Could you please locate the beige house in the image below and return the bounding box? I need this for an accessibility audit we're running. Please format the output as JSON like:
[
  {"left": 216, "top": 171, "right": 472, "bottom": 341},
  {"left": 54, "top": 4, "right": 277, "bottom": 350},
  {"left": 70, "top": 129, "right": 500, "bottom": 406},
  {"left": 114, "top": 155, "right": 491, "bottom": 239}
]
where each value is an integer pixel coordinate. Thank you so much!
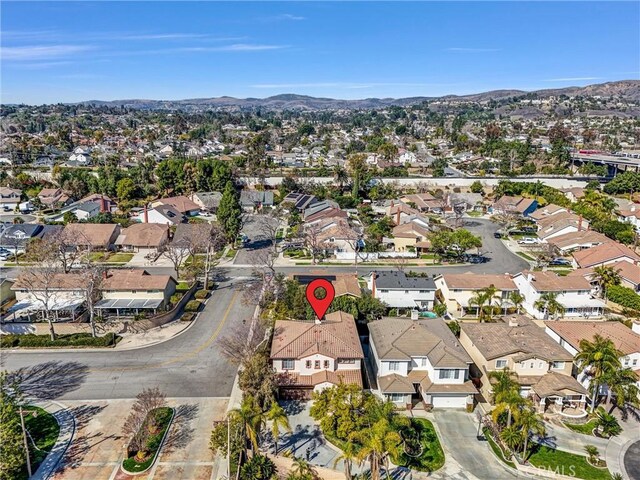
[
  {"left": 63, "top": 223, "right": 121, "bottom": 251},
  {"left": 460, "top": 316, "right": 588, "bottom": 415},
  {"left": 391, "top": 221, "right": 431, "bottom": 253},
  {"left": 434, "top": 273, "right": 518, "bottom": 318},
  {"left": 572, "top": 241, "right": 640, "bottom": 269},
  {"left": 270, "top": 311, "right": 364, "bottom": 399},
  {"left": 115, "top": 224, "right": 169, "bottom": 253}
]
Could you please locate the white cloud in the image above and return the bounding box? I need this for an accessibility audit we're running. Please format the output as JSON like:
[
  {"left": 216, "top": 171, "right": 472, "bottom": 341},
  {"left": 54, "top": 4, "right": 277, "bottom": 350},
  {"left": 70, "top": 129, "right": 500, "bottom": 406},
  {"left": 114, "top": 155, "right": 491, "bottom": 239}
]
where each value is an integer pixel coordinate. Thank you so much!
[
  {"left": 7, "top": 61, "right": 74, "bottom": 69},
  {"left": 260, "top": 13, "right": 306, "bottom": 22},
  {"left": 202, "top": 43, "right": 287, "bottom": 52},
  {"left": 1, "top": 44, "right": 93, "bottom": 61},
  {"left": 543, "top": 76, "right": 602, "bottom": 82},
  {"left": 447, "top": 47, "right": 500, "bottom": 53}
]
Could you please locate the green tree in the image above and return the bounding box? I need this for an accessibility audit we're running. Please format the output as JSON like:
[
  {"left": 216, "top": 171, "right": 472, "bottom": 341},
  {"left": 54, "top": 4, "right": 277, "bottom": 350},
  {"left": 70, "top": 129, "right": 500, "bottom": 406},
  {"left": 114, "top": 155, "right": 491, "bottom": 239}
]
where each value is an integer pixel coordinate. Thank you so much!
[
  {"left": 240, "top": 454, "right": 277, "bottom": 480},
  {"left": 266, "top": 402, "right": 291, "bottom": 454},
  {"left": 533, "top": 292, "right": 565, "bottom": 320},
  {"left": 592, "top": 265, "right": 621, "bottom": 300},
  {"left": 469, "top": 285, "right": 502, "bottom": 322},
  {"left": 333, "top": 441, "right": 358, "bottom": 480},
  {"left": 515, "top": 405, "right": 545, "bottom": 458},
  {"left": 62, "top": 211, "right": 77, "bottom": 225},
  {"left": 500, "top": 426, "right": 522, "bottom": 452},
  {"left": 509, "top": 291, "right": 525, "bottom": 314},
  {"left": 594, "top": 407, "right": 622, "bottom": 437},
  {"left": 470, "top": 180, "right": 484, "bottom": 194},
  {"left": 584, "top": 445, "right": 599, "bottom": 465},
  {"left": 0, "top": 372, "right": 26, "bottom": 480},
  {"left": 287, "top": 458, "right": 318, "bottom": 480},
  {"left": 229, "top": 395, "right": 266, "bottom": 453},
  {"left": 602, "top": 367, "right": 640, "bottom": 414},
  {"left": 217, "top": 181, "right": 243, "bottom": 243},
  {"left": 351, "top": 418, "right": 403, "bottom": 480},
  {"left": 116, "top": 177, "right": 137, "bottom": 201},
  {"left": 575, "top": 335, "right": 622, "bottom": 410}
]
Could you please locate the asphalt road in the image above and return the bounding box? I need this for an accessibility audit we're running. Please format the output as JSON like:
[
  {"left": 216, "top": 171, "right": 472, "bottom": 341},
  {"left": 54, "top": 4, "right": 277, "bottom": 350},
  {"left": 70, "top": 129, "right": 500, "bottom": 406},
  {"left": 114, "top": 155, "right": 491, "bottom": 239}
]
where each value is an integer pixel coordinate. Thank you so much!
[
  {"left": 1, "top": 279, "right": 256, "bottom": 400},
  {"left": 624, "top": 440, "right": 640, "bottom": 480}
]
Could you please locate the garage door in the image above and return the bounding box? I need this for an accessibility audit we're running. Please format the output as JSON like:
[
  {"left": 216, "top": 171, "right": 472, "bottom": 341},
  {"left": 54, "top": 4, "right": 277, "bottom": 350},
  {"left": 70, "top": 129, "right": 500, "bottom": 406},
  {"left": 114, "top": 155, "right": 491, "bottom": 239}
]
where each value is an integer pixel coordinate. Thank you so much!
[
  {"left": 431, "top": 395, "right": 467, "bottom": 409},
  {"left": 279, "top": 388, "right": 313, "bottom": 401}
]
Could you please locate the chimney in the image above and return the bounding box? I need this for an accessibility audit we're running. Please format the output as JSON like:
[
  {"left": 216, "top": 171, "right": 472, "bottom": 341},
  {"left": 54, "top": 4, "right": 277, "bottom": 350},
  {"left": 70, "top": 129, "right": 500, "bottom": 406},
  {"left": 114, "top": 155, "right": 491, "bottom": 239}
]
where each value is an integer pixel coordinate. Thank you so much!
[
  {"left": 508, "top": 317, "right": 519, "bottom": 327},
  {"left": 315, "top": 317, "right": 322, "bottom": 325},
  {"left": 143, "top": 204, "right": 149, "bottom": 223},
  {"left": 578, "top": 215, "right": 583, "bottom": 232},
  {"left": 100, "top": 195, "right": 106, "bottom": 213},
  {"left": 396, "top": 208, "right": 401, "bottom": 226},
  {"left": 371, "top": 271, "right": 377, "bottom": 298},
  {"left": 527, "top": 273, "right": 535, "bottom": 283}
]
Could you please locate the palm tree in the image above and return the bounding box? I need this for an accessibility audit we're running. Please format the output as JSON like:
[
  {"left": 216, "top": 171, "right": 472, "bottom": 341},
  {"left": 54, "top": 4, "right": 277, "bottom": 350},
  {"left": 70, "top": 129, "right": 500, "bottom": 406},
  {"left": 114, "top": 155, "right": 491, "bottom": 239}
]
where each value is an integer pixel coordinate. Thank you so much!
[
  {"left": 488, "top": 368, "right": 519, "bottom": 403},
  {"left": 240, "top": 453, "right": 278, "bottom": 480},
  {"left": 333, "top": 441, "right": 358, "bottom": 480},
  {"left": 575, "top": 335, "right": 622, "bottom": 410},
  {"left": 351, "top": 419, "right": 402, "bottom": 480},
  {"left": 515, "top": 406, "right": 546, "bottom": 459},
  {"left": 333, "top": 166, "right": 349, "bottom": 192},
  {"left": 289, "top": 457, "right": 318, "bottom": 480},
  {"left": 469, "top": 285, "right": 502, "bottom": 321},
  {"left": 266, "top": 401, "right": 291, "bottom": 454},
  {"left": 533, "top": 292, "right": 566, "bottom": 320},
  {"left": 492, "top": 390, "right": 525, "bottom": 428},
  {"left": 508, "top": 291, "right": 525, "bottom": 314},
  {"left": 603, "top": 367, "right": 640, "bottom": 414},
  {"left": 594, "top": 407, "right": 622, "bottom": 437},
  {"left": 584, "top": 445, "right": 600, "bottom": 465},
  {"left": 229, "top": 395, "right": 266, "bottom": 453},
  {"left": 592, "top": 265, "right": 621, "bottom": 300},
  {"left": 468, "top": 289, "right": 488, "bottom": 320},
  {"left": 500, "top": 426, "right": 522, "bottom": 453}
]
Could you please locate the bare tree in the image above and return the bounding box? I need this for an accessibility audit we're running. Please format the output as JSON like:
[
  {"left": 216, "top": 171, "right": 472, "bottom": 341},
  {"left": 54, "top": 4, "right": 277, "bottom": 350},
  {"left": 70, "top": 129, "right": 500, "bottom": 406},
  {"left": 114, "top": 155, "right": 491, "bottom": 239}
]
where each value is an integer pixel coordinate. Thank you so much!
[
  {"left": 160, "top": 241, "right": 190, "bottom": 281},
  {"left": 250, "top": 208, "right": 286, "bottom": 278},
  {"left": 49, "top": 228, "right": 88, "bottom": 273},
  {"left": 187, "top": 223, "right": 225, "bottom": 288},
  {"left": 122, "top": 387, "right": 167, "bottom": 458},
  {"left": 80, "top": 264, "right": 104, "bottom": 338},
  {"left": 303, "top": 223, "right": 323, "bottom": 265},
  {"left": 218, "top": 321, "right": 266, "bottom": 365}
]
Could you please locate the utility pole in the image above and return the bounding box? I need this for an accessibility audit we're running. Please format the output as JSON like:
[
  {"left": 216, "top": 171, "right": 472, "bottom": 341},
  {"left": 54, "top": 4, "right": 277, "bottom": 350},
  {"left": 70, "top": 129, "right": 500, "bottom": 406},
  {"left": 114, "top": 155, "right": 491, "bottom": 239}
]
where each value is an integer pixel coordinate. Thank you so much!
[{"left": 19, "top": 407, "right": 32, "bottom": 478}]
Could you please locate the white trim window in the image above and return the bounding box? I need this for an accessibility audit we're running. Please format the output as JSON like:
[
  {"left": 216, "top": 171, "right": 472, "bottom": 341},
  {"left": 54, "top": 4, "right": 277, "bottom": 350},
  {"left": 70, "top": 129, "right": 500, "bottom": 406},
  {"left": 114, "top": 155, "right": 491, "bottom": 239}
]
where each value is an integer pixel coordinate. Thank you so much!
[
  {"left": 438, "top": 369, "right": 460, "bottom": 380},
  {"left": 551, "top": 361, "right": 565, "bottom": 370},
  {"left": 388, "top": 361, "right": 401, "bottom": 371},
  {"left": 495, "top": 359, "right": 507, "bottom": 369},
  {"left": 388, "top": 393, "right": 405, "bottom": 402},
  {"left": 282, "top": 359, "right": 295, "bottom": 370}
]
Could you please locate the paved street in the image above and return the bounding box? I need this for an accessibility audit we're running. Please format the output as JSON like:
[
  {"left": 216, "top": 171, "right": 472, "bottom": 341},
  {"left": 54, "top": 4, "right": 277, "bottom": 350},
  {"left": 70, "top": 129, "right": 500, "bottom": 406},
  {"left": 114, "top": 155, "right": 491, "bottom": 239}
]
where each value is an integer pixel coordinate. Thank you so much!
[
  {"left": 624, "top": 440, "right": 640, "bottom": 480},
  {"left": 1, "top": 279, "right": 255, "bottom": 400}
]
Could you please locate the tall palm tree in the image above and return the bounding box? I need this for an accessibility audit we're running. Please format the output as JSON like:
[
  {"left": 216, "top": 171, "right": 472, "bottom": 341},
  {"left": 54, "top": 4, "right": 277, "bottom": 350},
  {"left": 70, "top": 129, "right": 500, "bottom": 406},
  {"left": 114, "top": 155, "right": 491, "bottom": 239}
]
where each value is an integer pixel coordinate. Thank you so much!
[
  {"left": 488, "top": 368, "right": 520, "bottom": 404},
  {"left": 492, "top": 389, "right": 525, "bottom": 428},
  {"left": 333, "top": 166, "right": 349, "bottom": 193},
  {"left": 508, "top": 291, "right": 525, "bottom": 315},
  {"left": 500, "top": 425, "right": 522, "bottom": 453},
  {"left": 468, "top": 290, "right": 488, "bottom": 320},
  {"left": 351, "top": 419, "right": 402, "bottom": 480},
  {"left": 515, "top": 406, "right": 546, "bottom": 459},
  {"left": 533, "top": 292, "right": 565, "bottom": 320},
  {"left": 592, "top": 265, "right": 621, "bottom": 300},
  {"left": 229, "top": 395, "right": 266, "bottom": 453},
  {"left": 289, "top": 457, "right": 318, "bottom": 480},
  {"left": 575, "top": 334, "right": 622, "bottom": 410},
  {"left": 333, "top": 441, "right": 358, "bottom": 480},
  {"left": 266, "top": 401, "right": 291, "bottom": 454},
  {"left": 469, "top": 285, "right": 502, "bottom": 321},
  {"left": 602, "top": 367, "right": 640, "bottom": 414}
]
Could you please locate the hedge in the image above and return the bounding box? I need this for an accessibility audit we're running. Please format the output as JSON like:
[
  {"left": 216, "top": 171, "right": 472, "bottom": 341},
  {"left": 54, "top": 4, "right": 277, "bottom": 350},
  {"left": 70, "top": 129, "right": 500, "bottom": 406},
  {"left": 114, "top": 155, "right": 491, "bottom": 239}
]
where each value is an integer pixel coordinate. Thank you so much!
[
  {"left": 184, "top": 300, "right": 202, "bottom": 312},
  {"left": 194, "top": 289, "right": 209, "bottom": 300},
  {"left": 607, "top": 285, "right": 640, "bottom": 311},
  {"left": 0, "top": 332, "right": 120, "bottom": 349}
]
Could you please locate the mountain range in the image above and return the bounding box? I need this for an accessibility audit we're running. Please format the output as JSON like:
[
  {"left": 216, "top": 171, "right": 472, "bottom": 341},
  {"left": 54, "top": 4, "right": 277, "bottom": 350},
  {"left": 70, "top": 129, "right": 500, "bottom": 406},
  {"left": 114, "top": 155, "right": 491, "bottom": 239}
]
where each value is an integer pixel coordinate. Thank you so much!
[{"left": 80, "top": 80, "right": 640, "bottom": 111}]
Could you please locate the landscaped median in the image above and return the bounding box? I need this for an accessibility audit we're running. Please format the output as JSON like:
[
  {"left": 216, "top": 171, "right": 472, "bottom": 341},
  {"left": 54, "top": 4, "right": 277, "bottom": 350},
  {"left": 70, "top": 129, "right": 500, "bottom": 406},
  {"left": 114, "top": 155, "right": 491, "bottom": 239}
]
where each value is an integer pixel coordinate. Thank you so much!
[
  {"left": 122, "top": 406, "right": 174, "bottom": 475},
  {"left": 17, "top": 406, "right": 60, "bottom": 480},
  {"left": 0, "top": 332, "right": 120, "bottom": 349}
]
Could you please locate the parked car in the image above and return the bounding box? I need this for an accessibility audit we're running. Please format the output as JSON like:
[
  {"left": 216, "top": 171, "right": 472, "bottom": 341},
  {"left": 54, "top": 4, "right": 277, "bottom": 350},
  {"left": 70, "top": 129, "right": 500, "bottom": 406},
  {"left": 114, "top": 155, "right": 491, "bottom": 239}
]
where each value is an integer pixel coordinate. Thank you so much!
[
  {"left": 465, "top": 254, "right": 488, "bottom": 264},
  {"left": 517, "top": 237, "right": 539, "bottom": 245},
  {"left": 0, "top": 253, "right": 10, "bottom": 261},
  {"left": 493, "top": 232, "right": 503, "bottom": 239},
  {"left": 549, "top": 258, "right": 572, "bottom": 266}
]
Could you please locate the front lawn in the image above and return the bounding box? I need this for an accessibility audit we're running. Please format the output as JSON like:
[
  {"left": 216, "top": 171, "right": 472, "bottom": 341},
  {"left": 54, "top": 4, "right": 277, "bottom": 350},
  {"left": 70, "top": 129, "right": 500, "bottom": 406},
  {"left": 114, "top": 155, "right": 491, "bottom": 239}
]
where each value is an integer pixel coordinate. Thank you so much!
[
  {"left": 563, "top": 419, "right": 597, "bottom": 436},
  {"left": 86, "top": 252, "right": 133, "bottom": 263},
  {"left": 516, "top": 251, "right": 535, "bottom": 261},
  {"left": 17, "top": 406, "right": 60, "bottom": 479},
  {"left": 107, "top": 252, "right": 134, "bottom": 263},
  {"left": 528, "top": 445, "right": 612, "bottom": 480},
  {"left": 392, "top": 418, "right": 445, "bottom": 472},
  {"left": 225, "top": 248, "right": 237, "bottom": 258}
]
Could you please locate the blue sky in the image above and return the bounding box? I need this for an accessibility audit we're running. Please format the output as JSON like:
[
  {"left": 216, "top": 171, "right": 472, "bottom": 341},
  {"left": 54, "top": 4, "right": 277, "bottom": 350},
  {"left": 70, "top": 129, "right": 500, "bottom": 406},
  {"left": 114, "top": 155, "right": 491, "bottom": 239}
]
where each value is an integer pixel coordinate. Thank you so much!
[{"left": 2, "top": 1, "right": 639, "bottom": 104}]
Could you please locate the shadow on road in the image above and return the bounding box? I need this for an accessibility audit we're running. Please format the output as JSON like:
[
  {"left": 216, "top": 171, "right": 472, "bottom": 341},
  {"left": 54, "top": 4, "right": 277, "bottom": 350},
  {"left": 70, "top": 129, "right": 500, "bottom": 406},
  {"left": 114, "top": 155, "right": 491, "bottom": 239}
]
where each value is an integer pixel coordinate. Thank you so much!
[
  {"left": 8, "top": 360, "right": 89, "bottom": 400},
  {"left": 61, "top": 404, "right": 114, "bottom": 472},
  {"left": 164, "top": 403, "right": 199, "bottom": 452}
]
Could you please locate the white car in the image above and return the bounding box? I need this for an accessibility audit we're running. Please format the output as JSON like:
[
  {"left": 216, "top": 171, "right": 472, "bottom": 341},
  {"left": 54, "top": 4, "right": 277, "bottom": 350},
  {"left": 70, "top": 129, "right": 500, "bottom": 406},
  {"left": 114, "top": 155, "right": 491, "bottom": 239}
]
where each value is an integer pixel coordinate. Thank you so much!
[{"left": 517, "top": 237, "right": 539, "bottom": 245}]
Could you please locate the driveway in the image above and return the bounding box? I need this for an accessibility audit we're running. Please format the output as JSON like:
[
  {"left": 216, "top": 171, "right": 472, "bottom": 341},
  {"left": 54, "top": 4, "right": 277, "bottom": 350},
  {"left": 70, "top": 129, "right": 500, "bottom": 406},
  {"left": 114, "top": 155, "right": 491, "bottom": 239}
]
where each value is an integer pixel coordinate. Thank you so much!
[
  {"left": 432, "top": 410, "right": 518, "bottom": 479},
  {"left": 51, "top": 397, "right": 225, "bottom": 480},
  {"left": 623, "top": 440, "right": 640, "bottom": 480},
  {"left": 234, "top": 214, "right": 280, "bottom": 266}
]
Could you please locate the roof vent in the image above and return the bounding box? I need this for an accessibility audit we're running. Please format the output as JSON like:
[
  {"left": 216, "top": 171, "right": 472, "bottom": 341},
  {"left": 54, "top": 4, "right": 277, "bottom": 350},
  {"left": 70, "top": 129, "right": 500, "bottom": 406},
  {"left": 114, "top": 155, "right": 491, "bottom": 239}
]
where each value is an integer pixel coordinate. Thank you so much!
[{"left": 508, "top": 318, "right": 519, "bottom": 327}]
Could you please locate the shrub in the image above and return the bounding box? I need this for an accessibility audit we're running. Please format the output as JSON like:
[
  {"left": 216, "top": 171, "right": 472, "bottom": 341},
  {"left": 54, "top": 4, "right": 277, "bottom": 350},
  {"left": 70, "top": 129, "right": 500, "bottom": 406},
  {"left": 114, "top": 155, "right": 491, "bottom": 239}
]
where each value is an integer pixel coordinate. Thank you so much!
[
  {"left": 184, "top": 300, "right": 201, "bottom": 312},
  {"left": 176, "top": 281, "right": 191, "bottom": 292},
  {"left": 170, "top": 292, "right": 183, "bottom": 306},
  {"left": 181, "top": 312, "right": 195, "bottom": 322},
  {"left": 194, "top": 289, "right": 209, "bottom": 300},
  {"left": 1, "top": 332, "right": 120, "bottom": 348},
  {"left": 607, "top": 285, "right": 640, "bottom": 311}
]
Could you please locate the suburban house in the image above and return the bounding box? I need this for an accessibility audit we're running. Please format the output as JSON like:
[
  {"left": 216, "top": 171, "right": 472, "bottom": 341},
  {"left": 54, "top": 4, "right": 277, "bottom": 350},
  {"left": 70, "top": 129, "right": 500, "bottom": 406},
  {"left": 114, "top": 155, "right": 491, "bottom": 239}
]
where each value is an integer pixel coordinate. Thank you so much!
[
  {"left": 94, "top": 269, "right": 177, "bottom": 317},
  {"left": 0, "top": 187, "right": 21, "bottom": 210},
  {"left": 0, "top": 224, "right": 61, "bottom": 252},
  {"left": 8, "top": 272, "right": 86, "bottom": 322},
  {"left": 291, "top": 274, "right": 361, "bottom": 299},
  {"left": 572, "top": 242, "right": 640, "bottom": 269},
  {"left": 491, "top": 196, "right": 538, "bottom": 217},
  {"left": 529, "top": 204, "right": 568, "bottom": 222},
  {"left": 544, "top": 321, "right": 640, "bottom": 390},
  {"left": 561, "top": 187, "right": 586, "bottom": 203},
  {"left": 68, "top": 146, "right": 92, "bottom": 165},
  {"left": 546, "top": 230, "right": 612, "bottom": 255},
  {"left": 46, "top": 194, "right": 116, "bottom": 222},
  {"left": 37, "top": 188, "right": 72, "bottom": 209},
  {"left": 390, "top": 221, "right": 431, "bottom": 253},
  {"left": 134, "top": 205, "right": 184, "bottom": 225},
  {"left": 239, "top": 190, "right": 274, "bottom": 212},
  {"left": 282, "top": 192, "right": 318, "bottom": 211},
  {"left": 536, "top": 212, "right": 588, "bottom": 241},
  {"left": 368, "top": 271, "right": 435, "bottom": 310},
  {"left": 115, "top": 223, "right": 169, "bottom": 253},
  {"left": 447, "top": 192, "right": 484, "bottom": 212},
  {"left": 270, "top": 311, "right": 364, "bottom": 399},
  {"left": 399, "top": 193, "right": 437, "bottom": 212},
  {"left": 433, "top": 273, "right": 518, "bottom": 317},
  {"left": 317, "top": 222, "right": 360, "bottom": 257},
  {"left": 511, "top": 271, "right": 604, "bottom": 319},
  {"left": 152, "top": 196, "right": 201, "bottom": 216},
  {"left": 617, "top": 205, "right": 640, "bottom": 232},
  {"left": 387, "top": 202, "right": 422, "bottom": 224},
  {"left": 460, "top": 316, "right": 587, "bottom": 414},
  {"left": 62, "top": 223, "right": 121, "bottom": 251},
  {"left": 569, "top": 261, "right": 640, "bottom": 293},
  {"left": 189, "top": 191, "right": 222, "bottom": 213},
  {"left": 368, "top": 317, "right": 476, "bottom": 409}
]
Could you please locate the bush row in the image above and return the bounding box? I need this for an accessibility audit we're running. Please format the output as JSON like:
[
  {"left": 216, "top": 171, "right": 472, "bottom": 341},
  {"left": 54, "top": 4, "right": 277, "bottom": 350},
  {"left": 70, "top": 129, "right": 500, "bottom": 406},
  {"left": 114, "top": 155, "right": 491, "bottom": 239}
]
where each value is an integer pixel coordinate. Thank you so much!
[
  {"left": 607, "top": 285, "right": 640, "bottom": 311},
  {"left": 0, "top": 332, "right": 120, "bottom": 348},
  {"left": 184, "top": 300, "right": 202, "bottom": 312}
]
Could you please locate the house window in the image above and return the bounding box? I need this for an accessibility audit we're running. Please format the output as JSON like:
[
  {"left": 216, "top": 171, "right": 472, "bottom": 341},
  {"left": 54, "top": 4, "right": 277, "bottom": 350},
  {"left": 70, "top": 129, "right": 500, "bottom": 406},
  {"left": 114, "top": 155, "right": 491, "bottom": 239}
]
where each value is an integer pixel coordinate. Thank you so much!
[
  {"left": 405, "top": 290, "right": 409, "bottom": 294},
  {"left": 438, "top": 369, "right": 460, "bottom": 380},
  {"left": 338, "top": 359, "right": 355, "bottom": 364},
  {"left": 530, "top": 362, "right": 534, "bottom": 369},
  {"left": 633, "top": 359, "right": 638, "bottom": 366},
  {"left": 538, "top": 362, "right": 543, "bottom": 369},
  {"left": 388, "top": 361, "right": 401, "bottom": 371},
  {"left": 520, "top": 362, "right": 525, "bottom": 368},
  {"left": 419, "top": 290, "right": 428, "bottom": 293},
  {"left": 421, "top": 358, "right": 427, "bottom": 367},
  {"left": 496, "top": 359, "right": 507, "bottom": 369},
  {"left": 324, "top": 360, "right": 330, "bottom": 369},
  {"left": 552, "top": 361, "right": 565, "bottom": 369},
  {"left": 453, "top": 289, "right": 462, "bottom": 293},
  {"left": 624, "top": 357, "right": 630, "bottom": 366},
  {"left": 305, "top": 360, "right": 311, "bottom": 369},
  {"left": 314, "top": 360, "right": 321, "bottom": 369},
  {"left": 379, "top": 289, "right": 389, "bottom": 293},
  {"left": 282, "top": 359, "right": 295, "bottom": 370},
  {"left": 389, "top": 393, "right": 405, "bottom": 402}
]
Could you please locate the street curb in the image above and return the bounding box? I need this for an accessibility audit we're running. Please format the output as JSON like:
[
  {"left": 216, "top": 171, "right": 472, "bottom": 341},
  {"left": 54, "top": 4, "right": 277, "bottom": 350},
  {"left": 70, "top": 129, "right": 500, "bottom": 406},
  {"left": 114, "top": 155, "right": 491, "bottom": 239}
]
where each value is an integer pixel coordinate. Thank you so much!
[{"left": 31, "top": 400, "right": 76, "bottom": 480}]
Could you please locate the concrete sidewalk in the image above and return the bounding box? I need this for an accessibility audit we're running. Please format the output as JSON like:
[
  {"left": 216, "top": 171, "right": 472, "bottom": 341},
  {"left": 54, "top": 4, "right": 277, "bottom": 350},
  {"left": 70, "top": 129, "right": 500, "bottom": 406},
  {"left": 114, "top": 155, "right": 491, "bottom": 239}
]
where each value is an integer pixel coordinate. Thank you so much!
[{"left": 32, "top": 401, "right": 75, "bottom": 480}]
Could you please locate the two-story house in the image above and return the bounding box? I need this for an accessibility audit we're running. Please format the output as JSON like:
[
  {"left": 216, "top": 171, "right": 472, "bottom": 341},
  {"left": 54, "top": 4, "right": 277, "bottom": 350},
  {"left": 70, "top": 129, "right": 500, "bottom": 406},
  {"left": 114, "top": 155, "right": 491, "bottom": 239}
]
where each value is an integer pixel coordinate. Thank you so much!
[
  {"left": 270, "top": 311, "right": 364, "bottom": 399},
  {"left": 572, "top": 242, "right": 640, "bottom": 269},
  {"left": 434, "top": 273, "right": 517, "bottom": 318},
  {"left": 512, "top": 271, "right": 604, "bottom": 319},
  {"left": 390, "top": 221, "right": 431, "bottom": 253},
  {"left": 368, "top": 317, "right": 476, "bottom": 409},
  {"left": 368, "top": 271, "right": 435, "bottom": 311},
  {"left": 460, "top": 316, "right": 588, "bottom": 414},
  {"left": 94, "top": 269, "right": 177, "bottom": 317},
  {"left": 544, "top": 321, "right": 640, "bottom": 392},
  {"left": 0, "top": 187, "right": 21, "bottom": 211}
]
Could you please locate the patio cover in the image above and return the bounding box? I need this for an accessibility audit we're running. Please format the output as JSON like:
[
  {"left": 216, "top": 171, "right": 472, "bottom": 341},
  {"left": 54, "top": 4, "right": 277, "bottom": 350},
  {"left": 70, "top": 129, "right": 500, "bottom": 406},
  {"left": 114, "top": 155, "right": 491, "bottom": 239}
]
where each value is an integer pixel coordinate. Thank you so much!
[
  {"left": 8, "top": 296, "right": 84, "bottom": 316},
  {"left": 94, "top": 298, "right": 163, "bottom": 309}
]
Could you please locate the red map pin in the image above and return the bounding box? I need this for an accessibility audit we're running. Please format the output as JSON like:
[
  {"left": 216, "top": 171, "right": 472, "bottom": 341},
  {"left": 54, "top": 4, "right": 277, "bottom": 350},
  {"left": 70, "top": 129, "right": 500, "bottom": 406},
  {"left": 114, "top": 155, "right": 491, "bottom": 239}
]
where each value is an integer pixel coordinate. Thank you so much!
[{"left": 306, "top": 278, "right": 335, "bottom": 320}]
